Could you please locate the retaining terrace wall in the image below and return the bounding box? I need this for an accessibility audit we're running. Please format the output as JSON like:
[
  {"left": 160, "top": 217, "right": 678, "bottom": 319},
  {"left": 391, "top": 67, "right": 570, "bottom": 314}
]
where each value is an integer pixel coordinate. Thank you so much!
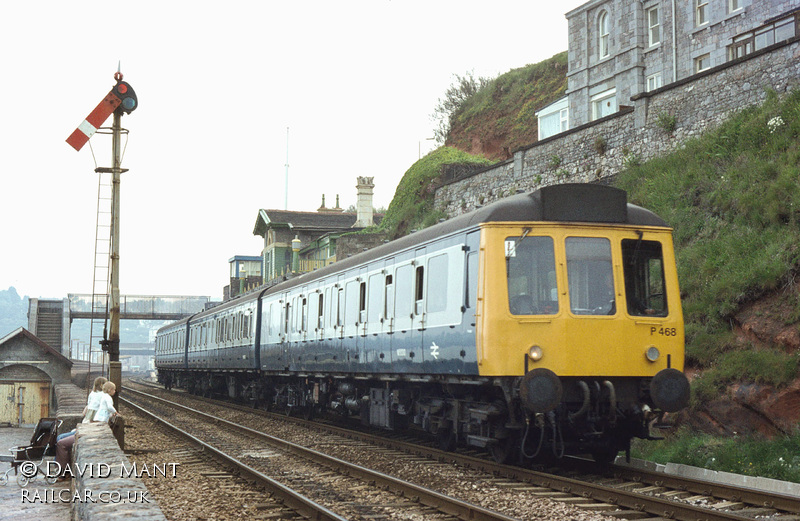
[{"left": 435, "top": 38, "right": 800, "bottom": 216}]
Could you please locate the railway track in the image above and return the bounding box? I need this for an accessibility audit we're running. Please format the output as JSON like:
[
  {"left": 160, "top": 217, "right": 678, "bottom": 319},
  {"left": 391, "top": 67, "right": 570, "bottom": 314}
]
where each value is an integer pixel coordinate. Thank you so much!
[
  {"left": 123, "top": 385, "right": 523, "bottom": 521},
  {"left": 124, "top": 380, "right": 800, "bottom": 521}
]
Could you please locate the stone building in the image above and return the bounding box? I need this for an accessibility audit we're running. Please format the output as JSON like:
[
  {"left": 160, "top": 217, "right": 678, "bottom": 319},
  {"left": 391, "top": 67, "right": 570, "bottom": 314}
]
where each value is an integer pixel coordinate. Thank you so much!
[
  {"left": 253, "top": 177, "right": 383, "bottom": 286},
  {"left": 0, "top": 327, "right": 73, "bottom": 426},
  {"left": 537, "top": 0, "right": 799, "bottom": 138},
  {"left": 438, "top": 2, "right": 800, "bottom": 215}
]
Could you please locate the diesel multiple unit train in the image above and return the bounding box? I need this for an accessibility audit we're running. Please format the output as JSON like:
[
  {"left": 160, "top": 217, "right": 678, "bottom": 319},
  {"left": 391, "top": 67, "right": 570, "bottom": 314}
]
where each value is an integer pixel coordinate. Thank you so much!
[{"left": 156, "top": 183, "right": 690, "bottom": 464}]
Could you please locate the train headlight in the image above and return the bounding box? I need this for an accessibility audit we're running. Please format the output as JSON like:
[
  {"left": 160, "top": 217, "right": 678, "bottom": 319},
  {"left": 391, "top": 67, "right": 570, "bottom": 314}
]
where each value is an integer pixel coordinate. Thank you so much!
[
  {"left": 528, "top": 345, "right": 543, "bottom": 361},
  {"left": 645, "top": 346, "right": 660, "bottom": 362}
]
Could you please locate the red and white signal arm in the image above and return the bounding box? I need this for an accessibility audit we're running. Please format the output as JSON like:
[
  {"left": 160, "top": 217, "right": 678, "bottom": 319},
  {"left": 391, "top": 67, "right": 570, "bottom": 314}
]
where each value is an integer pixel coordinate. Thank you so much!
[{"left": 66, "top": 81, "right": 137, "bottom": 152}]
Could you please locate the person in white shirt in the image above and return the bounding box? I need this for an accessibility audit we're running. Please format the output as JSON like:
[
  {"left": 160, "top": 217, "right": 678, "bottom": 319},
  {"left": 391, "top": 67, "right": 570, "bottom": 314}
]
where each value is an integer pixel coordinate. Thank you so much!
[
  {"left": 94, "top": 381, "right": 118, "bottom": 423},
  {"left": 83, "top": 377, "right": 108, "bottom": 422},
  {"left": 56, "top": 376, "right": 107, "bottom": 442},
  {"left": 56, "top": 379, "right": 116, "bottom": 480}
]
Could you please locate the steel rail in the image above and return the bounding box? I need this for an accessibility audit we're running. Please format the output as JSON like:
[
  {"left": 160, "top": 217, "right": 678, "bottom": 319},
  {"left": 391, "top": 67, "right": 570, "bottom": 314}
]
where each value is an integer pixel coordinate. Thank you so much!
[
  {"left": 300, "top": 420, "right": 761, "bottom": 521},
  {"left": 120, "top": 396, "right": 348, "bottom": 521},
  {"left": 125, "top": 382, "right": 784, "bottom": 521},
  {"left": 123, "top": 387, "right": 520, "bottom": 521},
  {"left": 589, "top": 459, "right": 800, "bottom": 514}
]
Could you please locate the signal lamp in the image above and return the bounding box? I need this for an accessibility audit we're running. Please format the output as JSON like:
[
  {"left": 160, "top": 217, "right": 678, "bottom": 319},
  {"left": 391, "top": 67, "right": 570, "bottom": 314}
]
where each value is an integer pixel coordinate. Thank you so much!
[
  {"left": 645, "top": 346, "right": 660, "bottom": 362},
  {"left": 114, "top": 81, "right": 138, "bottom": 114}
]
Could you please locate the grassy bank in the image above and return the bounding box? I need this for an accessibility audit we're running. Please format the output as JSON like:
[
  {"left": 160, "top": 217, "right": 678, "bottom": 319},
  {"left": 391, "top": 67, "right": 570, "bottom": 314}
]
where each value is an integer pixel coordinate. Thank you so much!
[
  {"left": 616, "top": 89, "right": 800, "bottom": 387},
  {"left": 617, "top": 89, "right": 800, "bottom": 482},
  {"left": 379, "top": 146, "right": 492, "bottom": 239},
  {"left": 632, "top": 429, "right": 800, "bottom": 483}
]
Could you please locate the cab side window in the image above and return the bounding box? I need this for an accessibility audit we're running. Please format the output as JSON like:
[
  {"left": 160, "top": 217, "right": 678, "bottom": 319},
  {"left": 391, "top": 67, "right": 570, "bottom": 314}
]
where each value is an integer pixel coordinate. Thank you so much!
[{"left": 622, "top": 239, "right": 668, "bottom": 316}]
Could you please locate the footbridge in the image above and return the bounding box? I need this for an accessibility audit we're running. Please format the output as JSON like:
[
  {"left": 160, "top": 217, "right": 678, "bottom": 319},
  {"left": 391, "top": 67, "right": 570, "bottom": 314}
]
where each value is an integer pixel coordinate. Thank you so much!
[
  {"left": 28, "top": 295, "right": 214, "bottom": 356},
  {"left": 67, "top": 294, "right": 211, "bottom": 320}
]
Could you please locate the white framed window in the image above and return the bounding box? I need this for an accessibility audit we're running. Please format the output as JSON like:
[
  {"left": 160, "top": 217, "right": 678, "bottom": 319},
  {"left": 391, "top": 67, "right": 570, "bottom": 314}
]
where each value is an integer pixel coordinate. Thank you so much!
[
  {"left": 648, "top": 7, "right": 661, "bottom": 46},
  {"left": 646, "top": 72, "right": 662, "bottom": 91},
  {"left": 728, "top": 0, "right": 741, "bottom": 14},
  {"left": 599, "top": 11, "right": 609, "bottom": 58},
  {"left": 696, "top": 0, "right": 708, "bottom": 26},
  {"left": 694, "top": 53, "right": 711, "bottom": 73},
  {"left": 536, "top": 97, "right": 569, "bottom": 140},
  {"left": 591, "top": 88, "right": 617, "bottom": 120}
]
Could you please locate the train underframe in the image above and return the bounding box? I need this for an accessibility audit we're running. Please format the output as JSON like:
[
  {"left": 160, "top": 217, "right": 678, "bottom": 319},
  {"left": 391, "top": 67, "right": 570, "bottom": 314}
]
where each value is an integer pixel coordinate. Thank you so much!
[{"left": 159, "top": 369, "right": 663, "bottom": 465}]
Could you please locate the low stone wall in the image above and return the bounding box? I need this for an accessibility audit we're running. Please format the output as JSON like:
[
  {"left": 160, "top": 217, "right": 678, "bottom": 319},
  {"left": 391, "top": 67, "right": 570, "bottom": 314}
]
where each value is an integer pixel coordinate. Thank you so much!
[
  {"left": 54, "top": 384, "right": 85, "bottom": 434},
  {"left": 72, "top": 422, "right": 166, "bottom": 520}
]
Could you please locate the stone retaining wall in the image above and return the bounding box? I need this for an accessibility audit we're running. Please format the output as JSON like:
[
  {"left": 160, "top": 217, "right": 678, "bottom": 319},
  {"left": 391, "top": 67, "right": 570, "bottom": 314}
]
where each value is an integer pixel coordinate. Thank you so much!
[
  {"left": 72, "top": 422, "right": 166, "bottom": 520},
  {"left": 54, "top": 384, "right": 85, "bottom": 434},
  {"left": 435, "top": 37, "right": 800, "bottom": 216}
]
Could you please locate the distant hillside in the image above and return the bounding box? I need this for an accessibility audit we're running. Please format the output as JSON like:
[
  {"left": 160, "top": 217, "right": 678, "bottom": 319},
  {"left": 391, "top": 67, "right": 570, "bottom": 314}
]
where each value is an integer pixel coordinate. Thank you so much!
[
  {"left": 446, "top": 52, "right": 568, "bottom": 160},
  {"left": 0, "top": 287, "right": 28, "bottom": 336}
]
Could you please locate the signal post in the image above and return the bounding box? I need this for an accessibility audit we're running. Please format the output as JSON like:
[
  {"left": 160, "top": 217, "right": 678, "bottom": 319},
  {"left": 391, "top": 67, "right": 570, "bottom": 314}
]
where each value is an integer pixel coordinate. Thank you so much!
[{"left": 67, "top": 70, "right": 138, "bottom": 409}]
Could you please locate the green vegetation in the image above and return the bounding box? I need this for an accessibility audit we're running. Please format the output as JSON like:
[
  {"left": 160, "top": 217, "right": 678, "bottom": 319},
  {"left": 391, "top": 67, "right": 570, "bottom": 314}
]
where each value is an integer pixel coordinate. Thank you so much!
[
  {"left": 379, "top": 147, "right": 492, "bottom": 239},
  {"left": 616, "top": 89, "right": 800, "bottom": 370},
  {"left": 445, "top": 52, "right": 568, "bottom": 157},
  {"left": 632, "top": 428, "right": 800, "bottom": 483},
  {"left": 655, "top": 110, "right": 677, "bottom": 134},
  {"left": 691, "top": 349, "right": 799, "bottom": 404},
  {"left": 618, "top": 90, "right": 800, "bottom": 481}
]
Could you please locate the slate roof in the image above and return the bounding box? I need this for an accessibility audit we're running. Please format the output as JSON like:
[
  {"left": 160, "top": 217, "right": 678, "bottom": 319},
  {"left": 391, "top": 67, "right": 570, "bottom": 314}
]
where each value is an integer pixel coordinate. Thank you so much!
[
  {"left": 253, "top": 209, "right": 383, "bottom": 237},
  {"left": 0, "top": 327, "right": 73, "bottom": 366}
]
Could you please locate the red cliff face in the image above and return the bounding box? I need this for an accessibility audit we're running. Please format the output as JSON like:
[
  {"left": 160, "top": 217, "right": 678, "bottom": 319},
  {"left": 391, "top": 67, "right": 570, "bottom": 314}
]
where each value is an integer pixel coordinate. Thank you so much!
[{"left": 678, "top": 286, "right": 800, "bottom": 438}]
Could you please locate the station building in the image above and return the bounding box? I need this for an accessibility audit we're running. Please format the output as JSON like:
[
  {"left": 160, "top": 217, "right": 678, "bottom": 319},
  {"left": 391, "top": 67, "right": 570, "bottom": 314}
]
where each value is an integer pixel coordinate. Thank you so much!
[
  {"left": 252, "top": 177, "right": 384, "bottom": 287},
  {"left": 0, "top": 327, "right": 72, "bottom": 426}
]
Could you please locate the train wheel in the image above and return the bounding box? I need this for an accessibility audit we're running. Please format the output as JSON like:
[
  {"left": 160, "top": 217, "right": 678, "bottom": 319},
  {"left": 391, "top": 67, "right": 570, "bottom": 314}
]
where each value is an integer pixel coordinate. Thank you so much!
[
  {"left": 437, "top": 428, "right": 456, "bottom": 452},
  {"left": 489, "top": 432, "right": 519, "bottom": 464},
  {"left": 591, "top": 447, "right": 619, "bottom": 466}
]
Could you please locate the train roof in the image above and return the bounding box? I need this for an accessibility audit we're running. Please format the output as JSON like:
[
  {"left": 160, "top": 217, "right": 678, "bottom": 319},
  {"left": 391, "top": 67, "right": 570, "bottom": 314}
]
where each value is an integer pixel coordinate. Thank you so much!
[
  {"left": 154, "top": 183, "right": 670, "bottom": 327},
  {"left": 260, "top": 183, "right": 667, "bottom": 292}
]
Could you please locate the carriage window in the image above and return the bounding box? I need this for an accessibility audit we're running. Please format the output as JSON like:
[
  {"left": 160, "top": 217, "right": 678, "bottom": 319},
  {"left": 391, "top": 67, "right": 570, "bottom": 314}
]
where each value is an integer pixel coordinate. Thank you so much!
[
  {"left": 414, "top": 266, "right": 425, "bottom": 315},
  {"left": 622, "top": 239, "right": 668, "bottom": 316},
  {"left": 337, "top": 288, "right": 344, "bottom": 327},
  {"left": 301, "top": 297, "right": 308, "bottom": 332},
  {"left": 506, "top": 236, "right": 558, "bottom": 315},
  {"left": 359, "top": 281, "right": 367, "bottom": 322},
  {"left": 318, "top": 293, "right": 325, "bottom": 329},
  {"left": 427, "top": 253, "right": 448, "bottom": 313},
  {"left": 466, "top": 252, "right": 478, "bottom": 309},
  {"left": 566, "top": 237, "right": 615, "bottom": 315},
  {"left": 384, "top": 274, "right": 394, "bottom": 321}
]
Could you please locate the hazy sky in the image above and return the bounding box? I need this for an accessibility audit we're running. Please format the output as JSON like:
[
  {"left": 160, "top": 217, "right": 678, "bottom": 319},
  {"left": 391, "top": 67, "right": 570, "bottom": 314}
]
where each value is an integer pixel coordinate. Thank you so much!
[{"left": 1, "top": 1, "right": 584, "bottom": 300}]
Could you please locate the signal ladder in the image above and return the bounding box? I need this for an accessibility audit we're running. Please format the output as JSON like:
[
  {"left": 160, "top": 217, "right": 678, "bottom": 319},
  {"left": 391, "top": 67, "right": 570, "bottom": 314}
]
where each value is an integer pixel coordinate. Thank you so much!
[{"left": 88, "top": 169, "right": 113, "bottom": 374}]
